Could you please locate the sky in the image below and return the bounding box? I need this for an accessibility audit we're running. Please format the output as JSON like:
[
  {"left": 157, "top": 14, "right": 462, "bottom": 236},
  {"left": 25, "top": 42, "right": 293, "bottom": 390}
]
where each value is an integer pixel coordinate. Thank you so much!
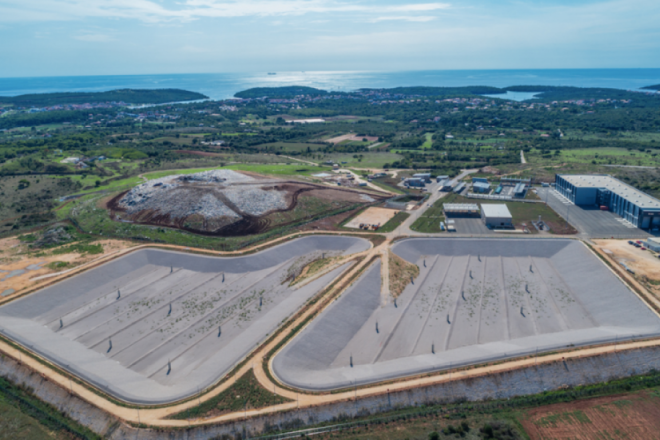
[{"left": 1, "top": 0, "right": 659, "bottom": 77}]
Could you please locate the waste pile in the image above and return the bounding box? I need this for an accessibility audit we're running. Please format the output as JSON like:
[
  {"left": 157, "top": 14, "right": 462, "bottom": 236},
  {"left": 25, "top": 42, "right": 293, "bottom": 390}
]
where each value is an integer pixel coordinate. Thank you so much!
[{"left": 116, "top": 170, "right": 290, "bottom": 231}]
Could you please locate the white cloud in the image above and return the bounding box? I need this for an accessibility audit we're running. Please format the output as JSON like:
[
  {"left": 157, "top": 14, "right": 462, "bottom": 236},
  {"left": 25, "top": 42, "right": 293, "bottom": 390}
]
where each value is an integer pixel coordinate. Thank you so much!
[{"left": 0, "top": 0, "right": 450, "bottom": 23}]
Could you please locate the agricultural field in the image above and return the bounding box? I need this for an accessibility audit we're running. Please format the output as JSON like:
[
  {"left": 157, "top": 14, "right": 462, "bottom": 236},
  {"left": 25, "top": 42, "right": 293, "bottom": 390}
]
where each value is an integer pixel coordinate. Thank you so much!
[{"left": 520, "top": 389, "right": 660, "bottom": 439}]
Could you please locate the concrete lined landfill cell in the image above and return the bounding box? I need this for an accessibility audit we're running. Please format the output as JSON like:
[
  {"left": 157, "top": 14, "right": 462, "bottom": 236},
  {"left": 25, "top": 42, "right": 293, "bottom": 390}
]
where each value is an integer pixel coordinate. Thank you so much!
[
  {"left": 0, "top": 236, "right": 369, "bottom": 404},
  {"left": 273, "top": 238, "right": 660, "bottom": 391}
]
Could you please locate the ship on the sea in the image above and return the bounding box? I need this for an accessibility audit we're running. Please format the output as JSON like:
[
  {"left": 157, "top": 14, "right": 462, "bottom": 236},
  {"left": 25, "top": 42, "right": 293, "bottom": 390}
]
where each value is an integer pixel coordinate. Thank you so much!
[{"left": 268, "top": 72, "right": 276, "bottom": 75}]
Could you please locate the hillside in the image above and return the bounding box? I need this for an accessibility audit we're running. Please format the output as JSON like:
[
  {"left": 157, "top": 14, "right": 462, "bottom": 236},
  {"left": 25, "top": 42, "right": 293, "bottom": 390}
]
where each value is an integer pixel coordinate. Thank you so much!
[{"left": 0, "top": 88, "right": 208, "bottom": 107}]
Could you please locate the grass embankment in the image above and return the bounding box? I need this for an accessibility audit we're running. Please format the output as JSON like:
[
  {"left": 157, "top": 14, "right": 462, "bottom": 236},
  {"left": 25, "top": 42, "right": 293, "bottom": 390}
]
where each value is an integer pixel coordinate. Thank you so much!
[
  {"left": 0, "top": 376, "right": 102, "bottom": 440},
  {"left": 170, "top": 370, "right": 291, "bottom": 420},
  {"left": 411, "top": 193, "right": 576, "bottom": 234},
  {"left": 410, "top": 198, "right": 448, "bottom": 233},
  {"left": 292, "top": 255, "right": 343, "bottom": 286},
  {"left": 389, "top": 251, "right": 420, "bottom": 298},
  {"left": 377, "top": 212, "right": 410, "bottom": 233}
]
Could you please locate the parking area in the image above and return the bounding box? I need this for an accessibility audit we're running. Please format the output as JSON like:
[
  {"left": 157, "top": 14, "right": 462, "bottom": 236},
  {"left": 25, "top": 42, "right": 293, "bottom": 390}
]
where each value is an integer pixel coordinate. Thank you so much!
[
  {"left": 451, "top": 217, "right": 491, "bottom": 234},
  {"left": 537, "top": 187, "right": 651, "bottom": 238}
]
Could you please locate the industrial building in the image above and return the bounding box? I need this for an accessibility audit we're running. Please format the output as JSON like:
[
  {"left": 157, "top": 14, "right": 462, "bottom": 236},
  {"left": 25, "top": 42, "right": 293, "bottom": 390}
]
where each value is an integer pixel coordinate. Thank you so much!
[
  {"left": 413, "top": 173, "right": 432, "bottom": 183},
  {"left": 436, "top": 175, "right": 449, "bottom": 183},
  {"left": 645, "top": 237, "right": 660, "bottom": 252},
  {"left": 453, "top": 182, "right": 467, "bottom": 194},
  {"left": 473, "top": 181, "right": 491, "bottom": 193},
  {"left": 439, "top": 179, "right": 455, "bottom": 191},
  {"left": 555, "top": 175, "right": 660, "bottom": 230},
  {"left": 481, "top": 204, "right": 513, "bottom": 228},
  {"left": 405, "top": 178, "right": 426, "bottom": 188},
  {"left": 513, "top": 182, "right": 526, "bottom": 197},
  {"left": 443, "top": 203, "right": 480, "bottom": 217}
]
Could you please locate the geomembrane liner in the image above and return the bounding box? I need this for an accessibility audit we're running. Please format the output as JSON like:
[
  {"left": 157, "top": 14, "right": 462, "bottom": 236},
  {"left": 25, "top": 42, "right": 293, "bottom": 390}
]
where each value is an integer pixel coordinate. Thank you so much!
[
  {"left": 0, "top": 236, "right": 369, "bottom": 404},
  {"left": 273, "top": 238, "right": 660, "bottom": 390}
]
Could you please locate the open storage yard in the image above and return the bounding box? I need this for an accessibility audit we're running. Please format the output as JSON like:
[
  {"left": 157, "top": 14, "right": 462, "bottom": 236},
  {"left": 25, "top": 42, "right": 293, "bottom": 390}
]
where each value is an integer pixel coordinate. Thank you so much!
[
  {"left": 273, "top": 238, "right": 660, "bottom": 391},
  {"left": 0, "top": 235, "right": 370, "bottom": 404}
]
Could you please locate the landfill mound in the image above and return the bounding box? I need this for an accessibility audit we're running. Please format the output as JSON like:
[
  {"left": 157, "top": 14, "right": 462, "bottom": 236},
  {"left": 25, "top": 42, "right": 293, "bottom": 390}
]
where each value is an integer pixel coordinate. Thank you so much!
[{"left": 109, "top": 169, "right": 377, "bottom": 236}]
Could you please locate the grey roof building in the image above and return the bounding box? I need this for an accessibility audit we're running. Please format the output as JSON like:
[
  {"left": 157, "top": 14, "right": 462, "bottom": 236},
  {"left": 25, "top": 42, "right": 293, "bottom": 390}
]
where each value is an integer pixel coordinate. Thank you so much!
[{"left": 555, "top": 174, "right": 660, "bottom": 230}]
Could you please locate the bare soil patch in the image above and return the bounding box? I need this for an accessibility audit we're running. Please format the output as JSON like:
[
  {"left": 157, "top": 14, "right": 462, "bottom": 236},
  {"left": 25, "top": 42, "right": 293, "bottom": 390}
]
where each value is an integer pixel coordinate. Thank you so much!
[
  {"left": 520, "top": 390, "right": 660, "bottom": 440},
  {"left": 0, "top": 236, "right": 133, "bottom": 301},
  {"left": 326, "top": 133, "right": 379, "bottom": 144},
  {"left": 345, "top": 207, "right": 399, "bottom": 229},
  {"left": 594, "top": 239, "right": 660, "bottom": 282}
]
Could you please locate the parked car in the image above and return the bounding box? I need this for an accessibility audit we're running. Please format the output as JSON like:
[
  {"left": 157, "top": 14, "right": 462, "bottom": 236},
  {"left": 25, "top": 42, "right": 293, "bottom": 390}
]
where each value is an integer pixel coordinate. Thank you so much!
[{"left": 628, "top": 240, "right": 635, "bottom": 245}]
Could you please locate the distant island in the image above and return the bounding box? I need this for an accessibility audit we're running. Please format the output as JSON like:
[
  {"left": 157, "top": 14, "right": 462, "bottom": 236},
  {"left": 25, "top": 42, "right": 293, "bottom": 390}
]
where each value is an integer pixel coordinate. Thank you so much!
[
  {"left": 642, "top": 84, "right": 660, "bottom": 91},
  {"left": 234, "top": 86, "right": 329, "bottom": 99},
  {"left": 235, "top": 84, "right": 649, "bottom": 103},
  {"left": 0, "top": 88, "right": 208, "bottom": 107}
]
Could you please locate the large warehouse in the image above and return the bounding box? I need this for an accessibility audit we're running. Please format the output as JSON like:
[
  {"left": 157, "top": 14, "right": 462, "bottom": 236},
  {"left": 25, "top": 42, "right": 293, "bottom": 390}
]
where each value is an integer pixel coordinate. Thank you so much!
[
  {"left": 481, "top": 204, "right": 513, "bottom": 228},
  {"left": 555, "top": 174, "right": 660, "bottom": 230}
]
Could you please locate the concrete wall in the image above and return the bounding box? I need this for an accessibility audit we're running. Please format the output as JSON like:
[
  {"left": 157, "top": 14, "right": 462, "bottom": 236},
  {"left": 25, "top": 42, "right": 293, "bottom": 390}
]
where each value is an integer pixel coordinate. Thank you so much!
[{"left": 3, "top": 344, "right": 660, "bottom": 440}]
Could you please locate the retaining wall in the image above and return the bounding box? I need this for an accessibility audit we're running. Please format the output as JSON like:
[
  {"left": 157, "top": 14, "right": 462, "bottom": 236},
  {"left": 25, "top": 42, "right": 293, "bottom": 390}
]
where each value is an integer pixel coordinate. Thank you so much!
[{"left": 1, "top": 345, "right": 660, "bottom": 439}]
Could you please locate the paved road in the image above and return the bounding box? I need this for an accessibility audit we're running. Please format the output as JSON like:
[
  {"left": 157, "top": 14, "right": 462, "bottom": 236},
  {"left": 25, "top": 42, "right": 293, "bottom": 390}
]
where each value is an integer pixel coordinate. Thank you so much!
[{"left": 520, "top": 150, "right": 527, "bottom": 164}]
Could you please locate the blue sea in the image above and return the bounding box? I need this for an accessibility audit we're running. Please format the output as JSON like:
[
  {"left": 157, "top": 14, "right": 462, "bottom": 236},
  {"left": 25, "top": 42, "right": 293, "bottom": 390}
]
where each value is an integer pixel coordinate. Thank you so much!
[{"left": 1, "top": 69, "right": 659, "bottom": 101}]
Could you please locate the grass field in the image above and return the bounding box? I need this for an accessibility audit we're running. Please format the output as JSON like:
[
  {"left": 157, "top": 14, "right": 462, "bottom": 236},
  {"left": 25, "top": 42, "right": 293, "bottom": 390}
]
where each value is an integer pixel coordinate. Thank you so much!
[
  {"left": 170, "top": 370, "right": 291, "bottom": 420},
  {"left": 563, "top": 130, "right": 660, "bottom": 143},
  {"left": 376, "top": 211, "right": 410, "bottom": 233},
  {"left": 320, "top": 152, "right": 403, "bottom": 169},
  {"left": 420, "top": 132, "right": 433, "bottom": 149},
  {"left": 527, "top": 147, "right": 660, "bottom": 167},
  {"left": 141, "top": 163, "right": 332, "bottom": 181},
  {"left": 410, "top": 198, "right": 447, "bottom": 233}
]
